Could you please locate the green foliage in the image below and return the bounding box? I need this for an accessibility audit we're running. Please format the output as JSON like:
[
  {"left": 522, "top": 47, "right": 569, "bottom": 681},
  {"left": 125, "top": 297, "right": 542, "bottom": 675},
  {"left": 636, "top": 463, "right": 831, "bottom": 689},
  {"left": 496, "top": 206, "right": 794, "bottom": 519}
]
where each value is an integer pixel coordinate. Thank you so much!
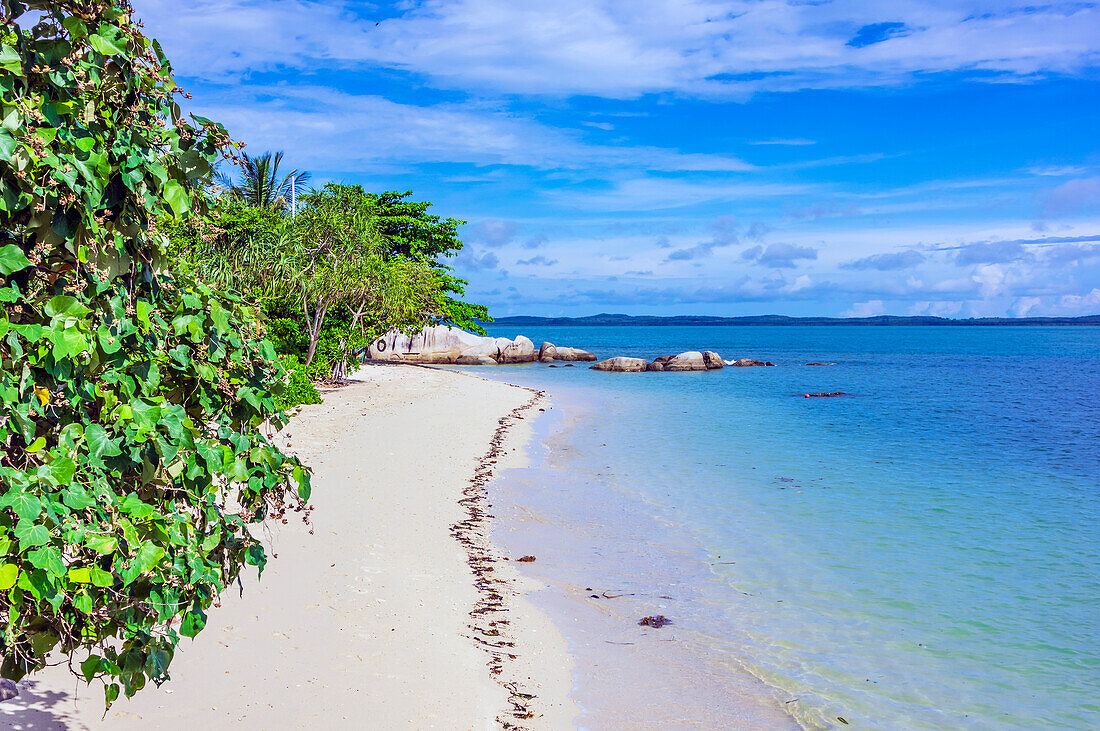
[
  {"left": 275, "top": 355, "right": 321, "bottom": 409},
  {"left": 266, "top": 317, "right": 306, "bottom": 356},
  {"left": 0, "top": 0, "right": 309, "bottom": 707},
  {"left": 222, "top": 151, "right": 310, "bottom": 211}
]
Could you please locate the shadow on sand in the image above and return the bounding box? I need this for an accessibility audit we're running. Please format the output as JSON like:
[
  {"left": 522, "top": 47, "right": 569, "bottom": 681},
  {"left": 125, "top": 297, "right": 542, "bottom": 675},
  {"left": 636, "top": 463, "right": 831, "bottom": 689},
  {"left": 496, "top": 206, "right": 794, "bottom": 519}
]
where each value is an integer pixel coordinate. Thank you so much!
[{"left": 0, "top": 679, "right": 89, "bottom": 730}]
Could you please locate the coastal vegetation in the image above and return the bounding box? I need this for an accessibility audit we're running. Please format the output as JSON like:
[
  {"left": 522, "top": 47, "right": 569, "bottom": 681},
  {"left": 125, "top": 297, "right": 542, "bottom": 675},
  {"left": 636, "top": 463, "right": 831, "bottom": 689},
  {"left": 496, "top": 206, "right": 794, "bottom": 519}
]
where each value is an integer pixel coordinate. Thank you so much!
[{"left": 0, "top": 0, "right": 484, "bottom": 707}]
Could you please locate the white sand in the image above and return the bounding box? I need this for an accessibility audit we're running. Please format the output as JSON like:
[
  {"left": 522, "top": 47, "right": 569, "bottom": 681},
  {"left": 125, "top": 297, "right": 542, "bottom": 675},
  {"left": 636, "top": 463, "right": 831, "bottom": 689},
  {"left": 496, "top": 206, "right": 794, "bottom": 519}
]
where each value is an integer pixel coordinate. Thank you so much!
[{"left": 2, "top": 365, "right": 576, "bottom": 730}]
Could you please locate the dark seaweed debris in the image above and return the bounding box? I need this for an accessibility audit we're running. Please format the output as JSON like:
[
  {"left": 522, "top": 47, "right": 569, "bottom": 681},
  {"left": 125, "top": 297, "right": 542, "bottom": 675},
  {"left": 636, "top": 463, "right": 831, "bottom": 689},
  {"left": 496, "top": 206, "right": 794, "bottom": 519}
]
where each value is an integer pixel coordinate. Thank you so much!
[{"left": 639, "top": 615, "right": 672, "bottom": 628}]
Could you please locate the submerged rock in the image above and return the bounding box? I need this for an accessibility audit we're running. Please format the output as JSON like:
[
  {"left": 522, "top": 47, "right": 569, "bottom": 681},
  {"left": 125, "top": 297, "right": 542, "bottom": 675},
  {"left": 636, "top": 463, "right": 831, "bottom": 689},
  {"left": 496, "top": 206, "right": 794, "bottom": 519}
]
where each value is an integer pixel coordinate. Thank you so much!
[
  {"left": 804, "top": 392, "right": 847, "bottom": 398},
  {"left": 731, "top": 358, "right": 767, "bottom": 367},
  {"left": 590, "top": 357, "right": 648, "bottom": 372}
]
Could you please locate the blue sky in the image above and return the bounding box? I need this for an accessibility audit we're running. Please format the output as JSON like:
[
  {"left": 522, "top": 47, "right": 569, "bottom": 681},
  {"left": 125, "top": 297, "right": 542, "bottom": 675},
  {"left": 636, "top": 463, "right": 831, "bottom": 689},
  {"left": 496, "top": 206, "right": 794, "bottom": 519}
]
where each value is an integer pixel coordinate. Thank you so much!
[{"left": 136, "top": 0, "right": 1100, "bottom": 317}]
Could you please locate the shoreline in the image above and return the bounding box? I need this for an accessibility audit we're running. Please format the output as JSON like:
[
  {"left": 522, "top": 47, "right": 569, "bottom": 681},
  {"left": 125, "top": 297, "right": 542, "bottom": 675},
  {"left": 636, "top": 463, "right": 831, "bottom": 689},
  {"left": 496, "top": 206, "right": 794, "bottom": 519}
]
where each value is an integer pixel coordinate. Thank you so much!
[{"left": 2, "top": 364, "right": 576, "bottom": 729}]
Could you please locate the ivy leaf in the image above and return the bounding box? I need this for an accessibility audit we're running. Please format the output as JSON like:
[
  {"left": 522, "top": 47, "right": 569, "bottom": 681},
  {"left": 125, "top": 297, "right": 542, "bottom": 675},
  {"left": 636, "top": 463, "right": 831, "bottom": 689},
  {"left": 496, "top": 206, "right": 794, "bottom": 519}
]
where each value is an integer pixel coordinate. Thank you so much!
[
  {"left": 84, "top": 534, "right": 117, "bottom": 555},
  {"left": 0, "top": 244, "right": 31, "bottom": 276},
  {"left": 63, "top": 485, "right": 97, "bottom": 510},
  {"left": 85, "top": 424, "right": 122, "bottom": 460},
  {"left": 119, "top": 494, "right": 156, "bottom": 520},
  {"left": 88, "top": 27, "right": 127, "bottom": 56},
  {"left": 15, "top": 521, "right": 49, "bottom": 550},
  {"left": 0, "top": 44, "right": 23, "bottom": 75},
  {"left": 4, "top": 491, "right": 42, "bottom": 522},
  {"left": 132, "top": 542, "right": 165, "bottom": 574},
  {"left": 162, "top": 180, "right": 190, "bottom": 216},
  {"left": 0, "top": 564, "right": 19, "bottom": 590},
  {"left": 68, "top": 567, "right": 91, "bottom": 584},
  {"left": 81, "top": 655, "right": 103, "bottom": 683},
  {"left": 180, "top": 607, "right": 207, "bottom": 638},
  {"left": 89, "top": 566, "right": 113, "bottom": 588}
]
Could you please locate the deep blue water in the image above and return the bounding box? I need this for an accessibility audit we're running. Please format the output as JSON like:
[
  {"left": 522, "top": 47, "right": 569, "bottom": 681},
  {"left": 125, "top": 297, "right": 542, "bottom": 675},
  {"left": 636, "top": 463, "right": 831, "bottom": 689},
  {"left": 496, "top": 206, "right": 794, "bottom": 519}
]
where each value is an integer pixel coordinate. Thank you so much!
[{"left": 476, "top": 325, "right": 1100, "bottom": 729}]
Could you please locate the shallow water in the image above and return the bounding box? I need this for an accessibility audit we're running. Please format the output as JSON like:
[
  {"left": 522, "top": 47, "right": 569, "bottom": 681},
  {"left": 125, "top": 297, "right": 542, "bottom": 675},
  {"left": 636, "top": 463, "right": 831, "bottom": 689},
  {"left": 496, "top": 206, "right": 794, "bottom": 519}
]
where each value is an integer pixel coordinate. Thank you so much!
[{"left": 465, "top": 325, "right": 1100, "bottom": 729}]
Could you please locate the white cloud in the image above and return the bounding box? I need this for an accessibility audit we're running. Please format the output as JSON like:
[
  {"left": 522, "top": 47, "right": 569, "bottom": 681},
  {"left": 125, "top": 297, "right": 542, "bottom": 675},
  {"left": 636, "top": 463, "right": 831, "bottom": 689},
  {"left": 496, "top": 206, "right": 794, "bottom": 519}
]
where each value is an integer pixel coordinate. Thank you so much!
[
  {"left": 134, "top": 0, "right": 1100, "bottom": 98},
  {"left": 842, "top": 300, "right": 886, "bottom": 317}
]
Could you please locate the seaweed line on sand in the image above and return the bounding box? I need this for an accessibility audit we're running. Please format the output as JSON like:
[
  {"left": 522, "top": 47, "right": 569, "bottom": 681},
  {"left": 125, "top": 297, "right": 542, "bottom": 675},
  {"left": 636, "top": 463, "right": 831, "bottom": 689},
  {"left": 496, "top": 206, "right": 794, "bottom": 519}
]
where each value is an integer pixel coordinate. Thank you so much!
[{"left": 447, "top": 374, "right": 547, "bottom": 729}]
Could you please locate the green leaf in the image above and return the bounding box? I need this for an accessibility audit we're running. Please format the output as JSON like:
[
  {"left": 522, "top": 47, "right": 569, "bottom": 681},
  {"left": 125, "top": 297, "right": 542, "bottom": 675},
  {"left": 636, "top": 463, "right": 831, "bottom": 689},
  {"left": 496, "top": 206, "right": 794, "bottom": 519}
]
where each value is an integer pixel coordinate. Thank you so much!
[
  {"left": 84, "top": 535, "right": 117, "bottom": 555},
  {"left": 0, "top": 244, "right": 31, "bottom": 276},
  {"left": 180, "top": 607, "right": 207, "bottom": 638},
  {"left": 6, "top": 491, "right": 42, "bottom": 522},
  {"left": 28, "top": 546, "right": 64, "bottom": 578},
  {"left": 0, "top": 563, "right": 19, "bottom": 590},
  {"left": 68, "top": 567, "right": 91, "bottom": 584},
  {"left": 45, "top": 295, "right": 91, "bottom": 320},
  {"left": 162, "top": 180, "right": 190, "bottom": 217},
  {"left": 88, "top": 28, "right": 127, "bottom": 56},
  {"left": 119, "top": 494, "right": 155, "bottom": 520},
  {"left": 15, "top": 521, "right": 49, "bottom": 550},
  {"left": 47, "top": 456, "right": 76, "bottom": 485},
  {"left": 63, "top": 485, "right": 97, "bottom": 510},
  {"left": 0, "top": 44, "right": 22, "bottom": 75},
  {"left": 130, "top": 399, "right": 162, "bottom": 430},
  {"left": 81, "top": 655, "right": 103, "bottom": 683},
  {"left": 132, "top": 542, "right": 165, "bottom": 574},
  {"left": 25, "top": 436, "right": 46, "bottom": 453},
  {"left": 89, "top": 566, "right": 113, "bottom": 588},
  {"left": 85, "top": 424, "right": 122, "bottom": 460}
]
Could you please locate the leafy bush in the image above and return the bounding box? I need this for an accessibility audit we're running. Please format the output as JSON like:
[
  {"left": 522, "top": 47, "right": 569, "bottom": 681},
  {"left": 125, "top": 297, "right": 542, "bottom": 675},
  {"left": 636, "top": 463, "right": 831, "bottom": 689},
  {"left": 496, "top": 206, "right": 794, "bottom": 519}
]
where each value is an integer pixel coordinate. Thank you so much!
[
  {"left": 276, "top": 355, "right": 322, "bottom": 409},
  {"left": 0, "top": 0, "right": 310, "bottom": 706},
  {"left": 266, "top": 317, "right": 306, "bottom": 356}
]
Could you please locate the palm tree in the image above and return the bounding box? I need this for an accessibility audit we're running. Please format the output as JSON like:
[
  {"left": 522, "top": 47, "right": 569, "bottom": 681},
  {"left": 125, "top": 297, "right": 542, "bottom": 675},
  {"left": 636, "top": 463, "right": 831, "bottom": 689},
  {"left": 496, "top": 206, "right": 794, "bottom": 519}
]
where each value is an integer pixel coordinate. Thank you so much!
[{"left": 225, "top": 151, "right": 311, "bottom": 211}]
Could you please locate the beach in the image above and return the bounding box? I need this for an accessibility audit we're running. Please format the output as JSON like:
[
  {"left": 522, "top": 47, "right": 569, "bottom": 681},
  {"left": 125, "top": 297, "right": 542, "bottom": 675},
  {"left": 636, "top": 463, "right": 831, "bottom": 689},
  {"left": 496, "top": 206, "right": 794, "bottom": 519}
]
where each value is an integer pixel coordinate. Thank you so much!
[{"left": 2, "top": 365, "right": 575, "bottom": 730}]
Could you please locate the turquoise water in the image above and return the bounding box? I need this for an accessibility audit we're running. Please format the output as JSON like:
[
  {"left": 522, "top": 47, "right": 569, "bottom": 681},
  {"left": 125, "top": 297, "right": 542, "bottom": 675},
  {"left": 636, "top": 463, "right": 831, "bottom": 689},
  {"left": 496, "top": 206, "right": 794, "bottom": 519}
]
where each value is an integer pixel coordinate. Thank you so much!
[{"left": 477, "top": 325, "right": 1100, "bottom": 729}]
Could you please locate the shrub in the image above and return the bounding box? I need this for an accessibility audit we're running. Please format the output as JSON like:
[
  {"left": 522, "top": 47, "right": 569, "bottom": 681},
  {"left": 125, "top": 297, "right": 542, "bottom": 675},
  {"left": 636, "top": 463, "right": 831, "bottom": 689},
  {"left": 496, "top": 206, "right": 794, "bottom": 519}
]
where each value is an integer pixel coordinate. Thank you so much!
[
  {"left": 0, "top": 0, "right": 310, "bottom": 706},
  {"left": 276, "top": 355, "right": 322, "bottom": 409}
]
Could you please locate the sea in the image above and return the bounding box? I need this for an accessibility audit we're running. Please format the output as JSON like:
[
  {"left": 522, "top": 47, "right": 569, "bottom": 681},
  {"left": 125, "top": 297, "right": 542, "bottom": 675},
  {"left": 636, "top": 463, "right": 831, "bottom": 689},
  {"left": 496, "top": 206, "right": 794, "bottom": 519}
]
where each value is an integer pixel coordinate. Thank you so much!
[{"left": 457, "top": 325, "right": 1100, "bottom": 730}]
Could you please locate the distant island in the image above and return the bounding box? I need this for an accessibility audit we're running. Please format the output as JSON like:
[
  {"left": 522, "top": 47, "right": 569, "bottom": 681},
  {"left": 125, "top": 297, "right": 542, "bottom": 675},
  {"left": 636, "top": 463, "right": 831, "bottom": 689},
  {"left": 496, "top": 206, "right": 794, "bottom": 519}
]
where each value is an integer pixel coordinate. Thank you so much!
[{"left": 489, "top": 313, "right": 1100, "bottom": 327}]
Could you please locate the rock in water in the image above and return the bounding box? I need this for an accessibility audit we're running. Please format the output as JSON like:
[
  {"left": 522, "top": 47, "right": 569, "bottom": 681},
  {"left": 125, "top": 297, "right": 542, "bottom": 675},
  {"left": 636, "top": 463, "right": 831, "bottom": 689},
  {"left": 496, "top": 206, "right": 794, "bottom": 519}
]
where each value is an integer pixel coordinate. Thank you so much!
[
  {"left": 499, "top": 335, "right": 536, "bottom": 363},
  {"left": 538, "top": 342, "right": 557, "bottom": 361},
  {"left": 653, "top": 355, "right": 675, "bottom": 366},
  {"left": 702, "top": 351, "right": 724, "bottom": 369},
  {"left": 555, "top": 346, "right": 598, "bottom": 362},
  {"left": 456, "top": 354, "right": 497, "bottom": 365},
  {"left": 646, "top": 360, "right": 665, "bottom": 371},
  {"left": 590, "top": 357, "right": 648, "bottom": 372},
  {"left": 665, "top": 351, "right": 708, "bottom": 371},
  {"left": 731, "top": 358, "right": 767, "bottom": 367}
]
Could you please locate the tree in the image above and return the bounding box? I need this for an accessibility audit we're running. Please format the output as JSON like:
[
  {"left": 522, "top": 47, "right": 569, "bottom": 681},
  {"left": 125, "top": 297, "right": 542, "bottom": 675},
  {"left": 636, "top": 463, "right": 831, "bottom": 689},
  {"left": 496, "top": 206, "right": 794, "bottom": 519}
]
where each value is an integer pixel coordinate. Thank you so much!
[
  {"left": 322, "top": 186, "right": 491, "bottom": 333},
  {"left": 224, "top": 151, "right": 310, "bottom": 211},
  {"left": 0, "top": 0, "right": 309, "bottom": 706}
]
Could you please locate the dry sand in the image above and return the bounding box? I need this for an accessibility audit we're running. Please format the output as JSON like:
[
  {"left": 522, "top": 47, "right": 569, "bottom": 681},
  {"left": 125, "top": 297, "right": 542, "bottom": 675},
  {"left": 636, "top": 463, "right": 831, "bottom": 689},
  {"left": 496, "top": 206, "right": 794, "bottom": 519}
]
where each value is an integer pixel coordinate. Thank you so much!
[{"left": 1, "top": 364, "right": 576, "bottom": 730}]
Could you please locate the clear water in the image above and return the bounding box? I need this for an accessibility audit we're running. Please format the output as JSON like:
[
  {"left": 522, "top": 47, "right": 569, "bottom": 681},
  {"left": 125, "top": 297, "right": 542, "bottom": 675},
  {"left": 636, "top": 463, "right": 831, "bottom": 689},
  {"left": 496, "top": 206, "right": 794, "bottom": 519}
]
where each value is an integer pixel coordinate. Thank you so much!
[{"left": 473, "top": 325, "right": 1100, "bottom": 729}]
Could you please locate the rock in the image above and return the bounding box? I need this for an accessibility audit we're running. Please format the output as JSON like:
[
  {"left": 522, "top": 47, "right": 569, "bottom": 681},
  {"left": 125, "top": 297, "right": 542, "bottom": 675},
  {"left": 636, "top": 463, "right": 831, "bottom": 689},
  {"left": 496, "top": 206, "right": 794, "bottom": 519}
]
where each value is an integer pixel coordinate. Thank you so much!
[
  {"left": 766, "top": 361, "right": 776, "bottom": 366},
  {"left": 0, "top": 678, "right": 18, "bottom": 701},
  {"left": 731, "top": 358, "right": 767, "bottom": 367},
  {"left": 702, "top": 351, "right": 724, "bottom": 370},
  {"left": 803, "top": 392, "right": 847, "bottom": 398},
  {"left": 456, "top": 354, "right": 497, "bottom": 365},
  {"left": 538, "top": 342, "right": 557, "bottom": 360},
  {"left": 555, "top": 346, "right": 597, "bottom": 362},
  {"left": 805, "top": 362, "right": 832, "bottom": 366},
  {"left": 590, "top": 357, "right": 648, "bottom": 372},
  {"left": 646, "top": 360, "right": 665, "bottom": 371},
  {"left": 653, "top": 355, "right": 675, "bottom": 366},
  {"left": 665, "top": 351, "right": 707, "bottom": 371},
  {"left": 370, "top": 325, "right": 502, "bottom": 363},
  {"left": 499, "top": 335, "right": 536, "bottom": 363}
]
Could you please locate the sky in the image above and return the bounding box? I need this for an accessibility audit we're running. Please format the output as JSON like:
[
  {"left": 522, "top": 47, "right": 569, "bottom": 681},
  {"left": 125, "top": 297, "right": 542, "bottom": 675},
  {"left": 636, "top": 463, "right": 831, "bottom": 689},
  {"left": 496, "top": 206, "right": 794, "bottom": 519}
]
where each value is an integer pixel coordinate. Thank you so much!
[{"left": 133, "top": 0, "right": 1100, "bottom": 318}]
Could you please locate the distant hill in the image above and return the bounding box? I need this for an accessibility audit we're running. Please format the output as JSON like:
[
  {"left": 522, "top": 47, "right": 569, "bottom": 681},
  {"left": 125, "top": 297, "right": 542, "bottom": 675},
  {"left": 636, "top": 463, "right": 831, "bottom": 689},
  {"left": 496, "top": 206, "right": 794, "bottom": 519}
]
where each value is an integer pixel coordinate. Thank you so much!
[{"left": 487, "top": 313, "right": 1100, "bottom": 327}]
